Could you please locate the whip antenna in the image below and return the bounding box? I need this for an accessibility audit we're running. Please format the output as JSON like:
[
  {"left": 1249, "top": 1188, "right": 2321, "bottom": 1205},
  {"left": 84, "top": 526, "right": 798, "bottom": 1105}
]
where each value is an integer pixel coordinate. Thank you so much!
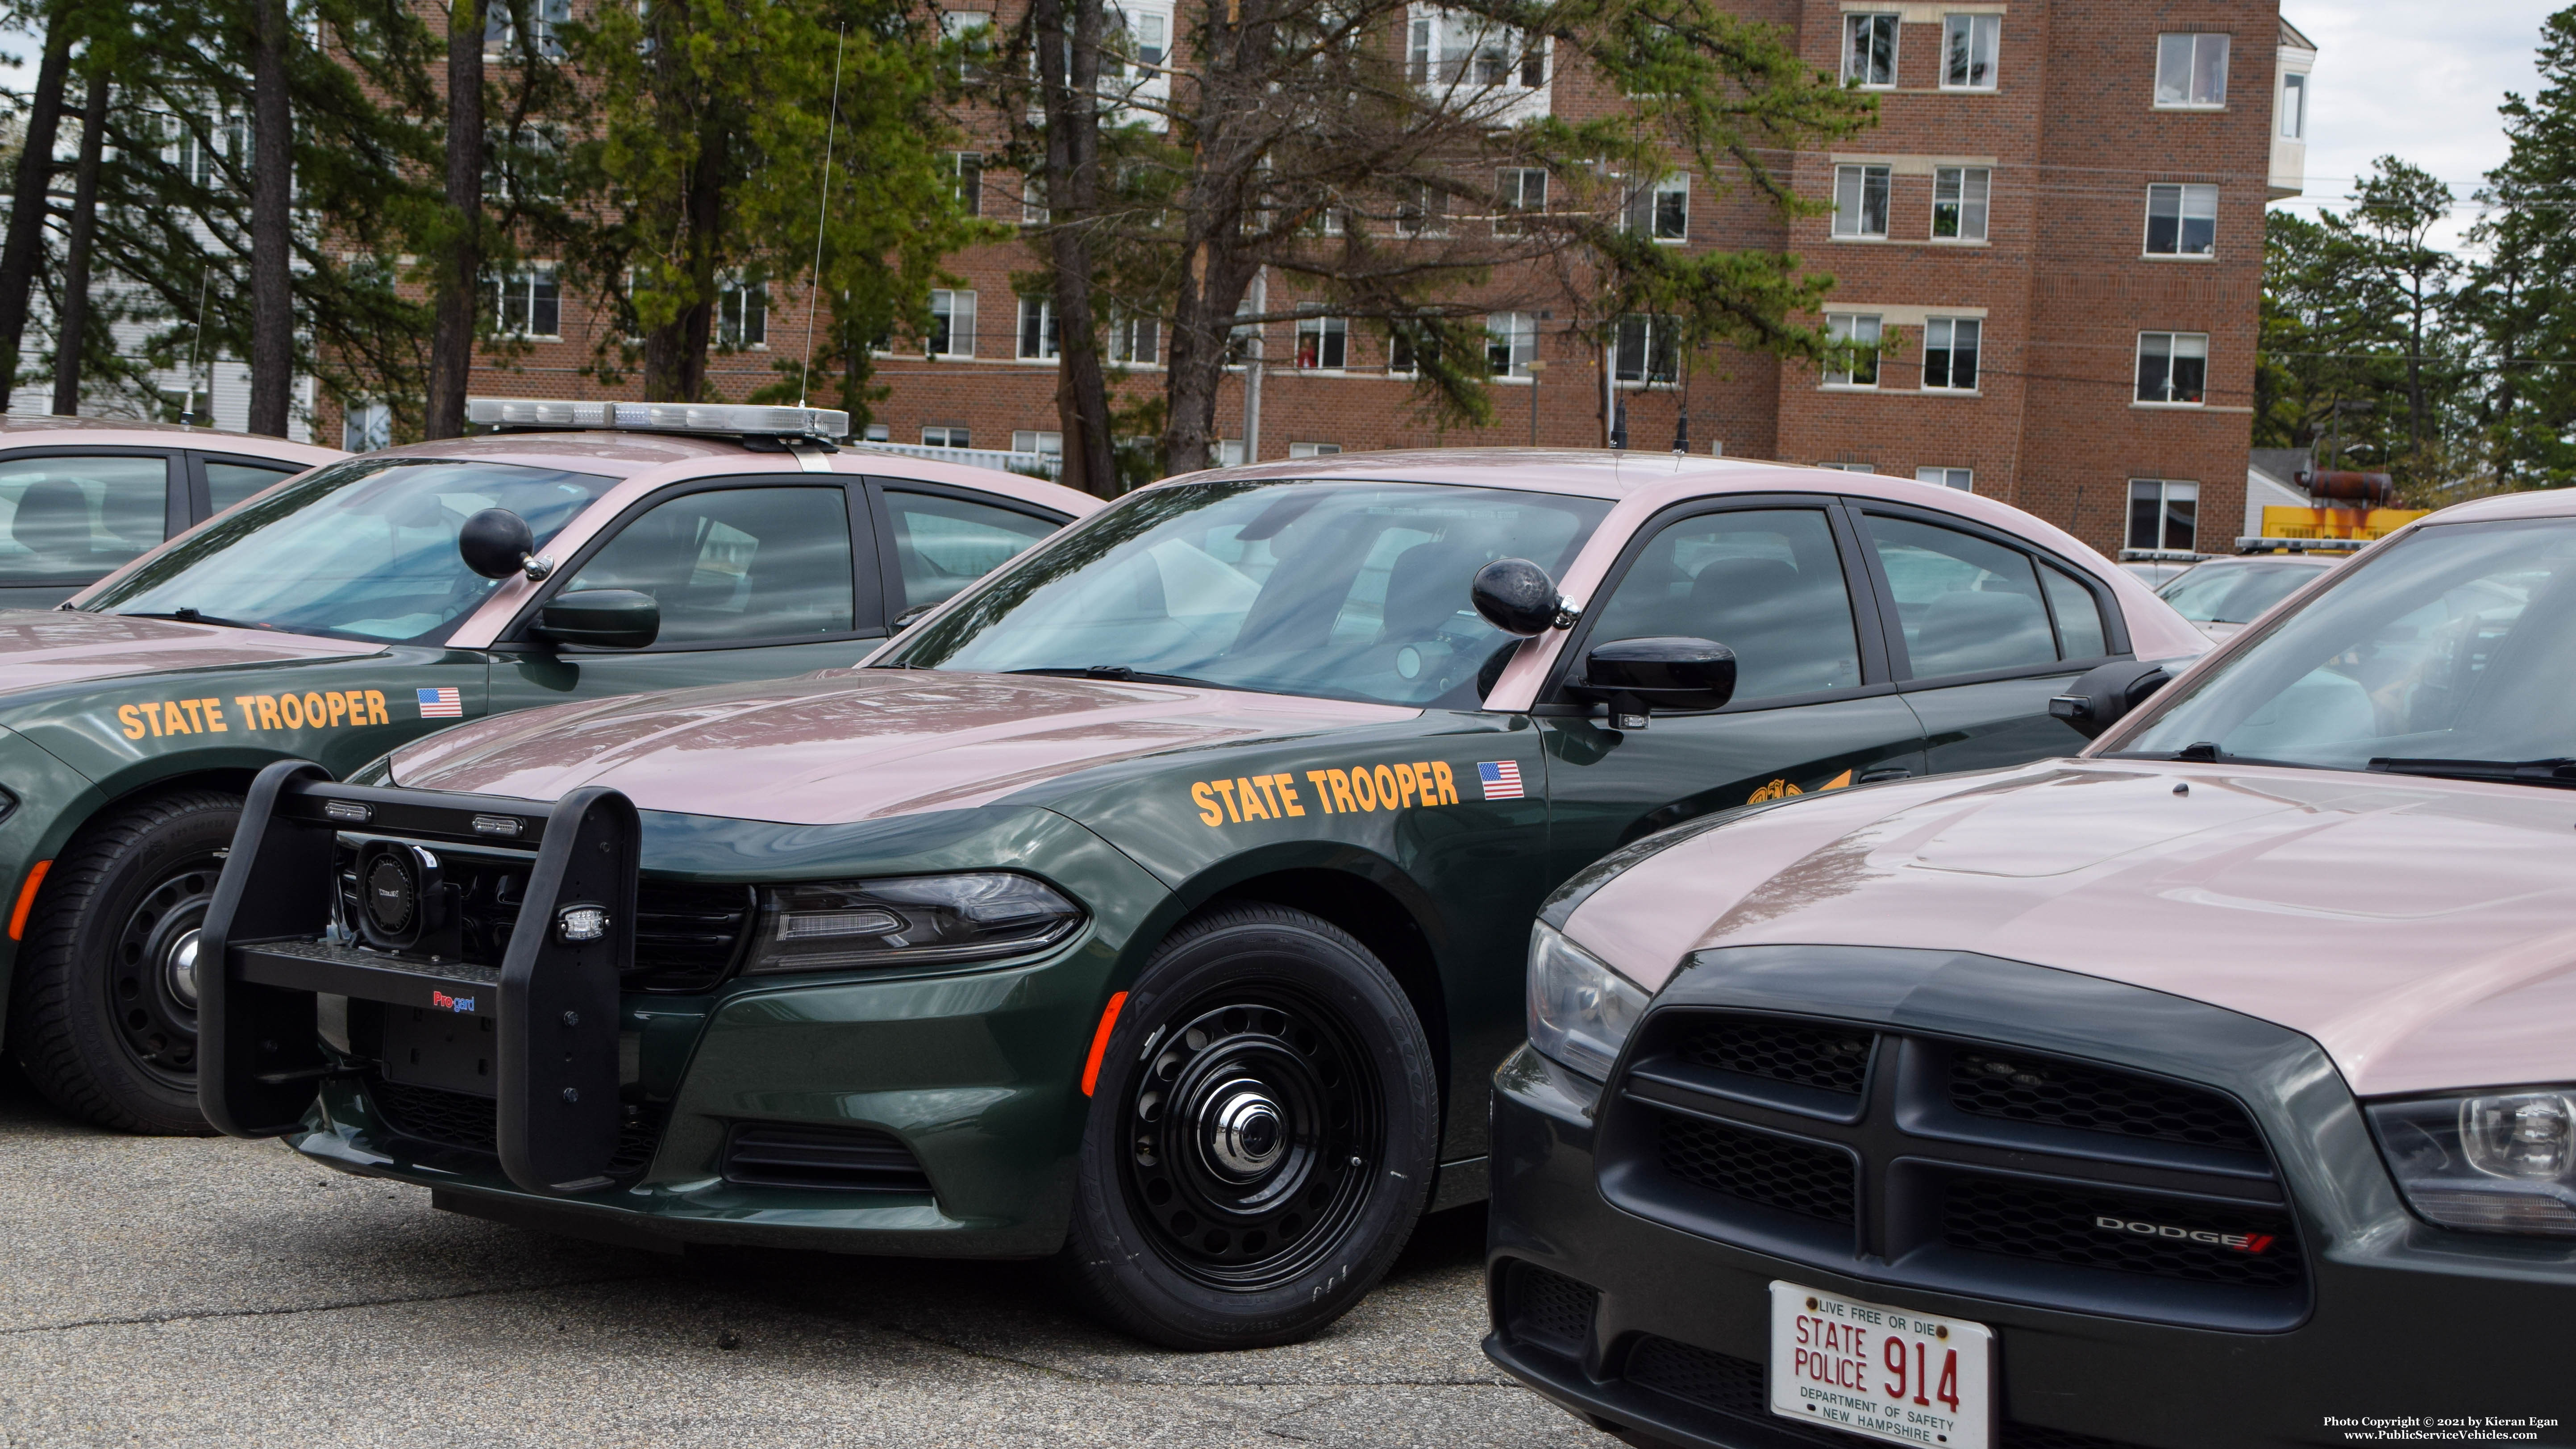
[{"left": 798, "top": 24, "right": 847, "bottom": 411}]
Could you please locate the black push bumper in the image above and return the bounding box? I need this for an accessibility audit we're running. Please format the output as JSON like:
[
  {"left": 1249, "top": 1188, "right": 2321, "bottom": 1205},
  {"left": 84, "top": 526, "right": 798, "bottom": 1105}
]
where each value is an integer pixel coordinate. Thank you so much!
[{"left": 201, "top": 759, "right": 641, "bottom": 1195}]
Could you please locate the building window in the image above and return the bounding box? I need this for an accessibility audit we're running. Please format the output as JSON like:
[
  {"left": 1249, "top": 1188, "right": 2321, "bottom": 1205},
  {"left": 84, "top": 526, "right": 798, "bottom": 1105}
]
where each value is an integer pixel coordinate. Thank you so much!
[
  {"left": 483, "top": 270, "right": 560, "bottom": 338},
  {"left": 2280, "top": 71, "right": 2307, "bottom": 139},
  {"left": 1294, "top": 313, "right": 1348, "bottom": 370},
  {"left": 1916, "top": 466, "right": 1973, "bottom": 491},
  {"left": 1396, "top": 182, "right": 1448, "bottom": 237},
  {"left": 928, "top": 288, "right": 976, "bottom": 357},
  {"left": 1613, "top": 314, "right": 1678, "bottom": 385},
  {"left": 923, "top": 425, "right": 972, "bottom": 448},
  {"left": 1824, "top": 312, "right": 1880, "bottom": 387},
  {"left": 482, "top": 124, "right": 564, "bottom": 201},
  {"left": 1943, "top": 13, "right": 1999, "bottom": 89},
  {"left": 863, "top": 423, "right": 891, "bottom": 441},
  {"left": 1932, "top": 167, "right": 1989, "bottom": 241},
  {"left": 342, "top": 400, "right": 391, "bottom": 452},
  {"left": 717, "top": 281, "right": 767, "bottom": 349},
  {"left": 1922, "top": 317, "right": 1980, "bottom": 391},
  {"left": 485, "top": 0, "right": 570, "bottom": 59},
  {"left": 2143, "top": 183, "right": 2217, "bottom": 257},
  {"left": 1111, "top": 313, "right": 1159, "bottom": 365},
  {"left": 951, "top": 153, "right": 983, "bottom": 217},
  {"left": 1289, "top": 442, "right": 1342, "bottom": 458},
  {"left": 1832, "top": 164, "right": 1890, "bottom": 239},
  {"left": 1017, "top": 296, "right": 1059, "bottom": 360},
  {"left": 1409, "top": 8, "right": 1546, "bottom": 89},
  {"left": 1021, "top": 177, "right": 1049, "bottom": 225},
  {"left": 1624, "top": 174, "right": 1688, "bottom": 242},
  {"left": 941, "top": 10, "right": 993, "bottom": 79},
  {"left": 2127, "top": 479, "right": 2199, "bottom": 551},
  {"left": 1494, "top": 167, "right": 1546, "bottom": 235},
  {"left": 1486, "top": 312, "right": 1535, "bottom": 378},
  {"left": 170, "top": 112, "right": 249, "bottom": 192},
  {"left": 1843, "top": 12, "right": 1898, "bottom": 87},
  {"left": 1818, "top": 462, "right": 1876, "bottom": 473},
  {"left": 1216, "top": 438, "right": 1245, "bottom": 466},
  {"left": 1011, "top": 429, "right": 1064, "bottom": 456},
  {"left": 2135, "top": 331, "right": 2208, "bottom": 404},
  {"left": 2154, "top": 33, "right": 2229, "bottom": 108}
]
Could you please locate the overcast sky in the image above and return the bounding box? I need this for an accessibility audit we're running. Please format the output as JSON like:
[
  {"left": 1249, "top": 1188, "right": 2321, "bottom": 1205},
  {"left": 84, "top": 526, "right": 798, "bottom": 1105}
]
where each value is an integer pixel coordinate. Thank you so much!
[{"left": 2281, "top": 0, "right": 2559, "bottom": 250}]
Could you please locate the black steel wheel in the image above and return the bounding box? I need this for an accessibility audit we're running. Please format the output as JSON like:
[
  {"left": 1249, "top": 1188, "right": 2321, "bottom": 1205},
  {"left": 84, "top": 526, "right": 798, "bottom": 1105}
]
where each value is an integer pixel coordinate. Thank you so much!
[
  {"left": 8, "top": 790, "right": 240, "bottom": 1133},
  {"left": 1061, "top": 903, "right": 1438, "bottom": 1349}
]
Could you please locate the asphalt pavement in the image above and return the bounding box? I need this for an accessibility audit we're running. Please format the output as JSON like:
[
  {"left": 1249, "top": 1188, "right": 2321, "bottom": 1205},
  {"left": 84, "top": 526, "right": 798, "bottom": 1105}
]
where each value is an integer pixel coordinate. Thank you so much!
[{"left": 0, "top": 1072, "right": 1615, "bottom": 1449}]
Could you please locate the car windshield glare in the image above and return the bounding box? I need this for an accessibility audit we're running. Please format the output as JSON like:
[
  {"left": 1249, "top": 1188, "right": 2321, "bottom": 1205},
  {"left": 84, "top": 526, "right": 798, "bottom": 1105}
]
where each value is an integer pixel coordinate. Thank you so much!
[
  {"left": 2121, "top": 519, "right": 2576, "bottom": 771},
  {"left": 2156, "top": 559, "right": 2325, "bottom": 624},
  {"left": 885, "top": 479, "right": 1611, "bottom": 707},
  {"left": 84, "top": 458, "right": 615, "bottom": 645}
]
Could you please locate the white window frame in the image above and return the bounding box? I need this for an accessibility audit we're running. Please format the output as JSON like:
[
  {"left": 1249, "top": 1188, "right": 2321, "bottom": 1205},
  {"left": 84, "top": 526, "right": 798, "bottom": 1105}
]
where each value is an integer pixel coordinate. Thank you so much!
[
  {"left": 1485, "top": 312, "right": 1536, "bottom": 379},
  {"left": 1832, "top": 164, "right": 1891, "bottom": 240},
  {"left": 1021, "top": 177, "right": 1049, "bottom": 226},
  {"left": 1408, "top": 7, "right": 1548, "bottom": 92},
  {"left": 1017, "top": 296, "right": 1060, "bottom": 361},
  {"left": 2143, "top": 183, "right": 2218, "bottom": 258},
  {"left": 1396, "top": 182, "right": 1448, "bottom": 238},
  {"left": 1011, "top": 429, "right": 1065, "bottom": 456},
  {"left": 862, "top": 423, "right": 891, "bottom": 442},
  {"left": 922, "top": 424, "right": 972, "bottom": 449},
  {"left": 2127, "top": 478, "right": 2200, "bottom": 551},
  {"left": 341, "top": 400, "right": 391, "bottom": 453},
  {"left": 1294, "top": 312, "right": 1348, "bottom": 370},
  {"left": 1111, "top": 313, "right": 1159, "bottom": 366},
  {"left": 1613, "top": 314, "right": 1679, "bottom": 386},
  {"left": 1842, "top": 12, "right": 1899, "bottom": 87},
  {"left": 1823, "top": 312, "right": 1881, "bottom": 388},
  {"left": 2135, "top": 331, "right": 2210, "bottom": 407},
  {"left": 2280, "top": 70, "right": 2307, "bottom": 139},
  {"left": 927, "top": 288, "right": 976, "bottom": 358},
  {"left": 1916, "top": 466, "right": 1974, "bottom": 492},
  {"left": 1623, "top": 173, "right": 1688, "bottom": 243},
  {"left": 2154, "top": 33, "right": 2229, "bottom": 109},
  {"left": 1931, "top": 166, "right": 1989, "bottom": 242},
  {"left": 716, "top": 279, "right": 768, "bottom": 350},
  {"left": 486, "top": 268, "right": 561, "bottom": 340},
  {"left": 1288, "top": 442, "right": 1342, "bottom": 458},
  {"left": 950, "top": 152, "right": 984, "bottom": 217},
  {"left": 1494, "top": 167, "right": 1547, "bottom": 236},
  {"left": 1922, "top": 316, "right": 1980, "bottom": 393},
  {"left": 485, "top": 0, "right": 571, "bottom": 60},
  {"left": 1942, "top": 13, "right": 1999, "bottom": 90}
]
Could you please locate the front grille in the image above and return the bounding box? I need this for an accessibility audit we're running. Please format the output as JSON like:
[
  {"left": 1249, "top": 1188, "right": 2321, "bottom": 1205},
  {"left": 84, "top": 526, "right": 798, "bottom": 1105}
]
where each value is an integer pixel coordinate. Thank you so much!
[
  {"left": 720, "top": 1124, "right": 932, "bottom": 1193},
  {"left": 1942, "top": 1177, "right": 2304, "bottom": 1291},
  {"left": 1949, "top": 1048, "right": 2264, "bottom": 1154},
  {"left": 368, "top": 1078, "right": 670, "bottom": 1178},
  {"left": 1658, "top": 1112, "right": 1856, "bottom": 1224},
  {"left": 1623, "top": 1336, "right": 2149, "bottom": 1449},
  {"left": 632, "top": 881, "right": 757, "bottom": 992},
  {"left": 1501, "top": 1262, "right": 1597, "bottom": 1357},
  {"left": 1681, "top": 1016, "right": 1874, "bottom": 1095}
]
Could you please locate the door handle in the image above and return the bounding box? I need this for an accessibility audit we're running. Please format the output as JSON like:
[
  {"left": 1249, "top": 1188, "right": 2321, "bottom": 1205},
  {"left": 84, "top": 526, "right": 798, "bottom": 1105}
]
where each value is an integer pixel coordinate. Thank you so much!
[{"left": 1859, "top": 766, "right": 1912, "bottom": 783}]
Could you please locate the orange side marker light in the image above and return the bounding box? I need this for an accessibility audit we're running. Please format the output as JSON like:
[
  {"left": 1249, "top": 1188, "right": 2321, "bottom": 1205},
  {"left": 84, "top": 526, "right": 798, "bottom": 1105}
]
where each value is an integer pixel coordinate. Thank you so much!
[
  {"left": 8, "top": 859, "right": 51, "bottom": 941},
  {"left": 1081, "top": 991, "right": 1129, "bottom": 1097}
]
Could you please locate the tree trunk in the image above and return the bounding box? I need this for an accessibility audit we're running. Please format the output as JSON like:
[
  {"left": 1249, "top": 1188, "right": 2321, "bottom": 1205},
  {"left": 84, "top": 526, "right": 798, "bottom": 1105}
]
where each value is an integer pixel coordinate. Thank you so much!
[
  {"left": 425, "top": 0, "right": 486, "bottom": 439},
  {"left": 247, "top": 0, "right": 295, "bottom": 436},
  {"left": 49, "top": 69, "right": 108, "bottom": 416},
  {"left": 1036, "top": 0, "right": 1116, "bottom": 495},
  {"left": 0, "top": 12, "right": 74, "bottom": 414}
]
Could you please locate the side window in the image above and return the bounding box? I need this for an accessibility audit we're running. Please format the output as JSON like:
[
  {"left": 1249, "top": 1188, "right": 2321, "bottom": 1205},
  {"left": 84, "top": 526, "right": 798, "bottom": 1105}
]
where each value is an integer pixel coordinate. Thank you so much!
[
  {"left": 2040, "top": 562, "right": 2109, "bottom": 659},
  {"left": 559, "top": 486, "right": 854, "bottom": 645},
  {"left": 1865, "top": 515, "right": 2057, "bottom": 677},
  {"left": 1587, "top": 508, "right": 1862, "bottom": 704},
  {"left": 0, "top": 454, "right": 171, "bottom": 584},
  {"left": 882, "top": 490, "right": 1057, "bottom": 614},
  {"left": 204, "top": 460, "right": 300, "bottom": 515}
]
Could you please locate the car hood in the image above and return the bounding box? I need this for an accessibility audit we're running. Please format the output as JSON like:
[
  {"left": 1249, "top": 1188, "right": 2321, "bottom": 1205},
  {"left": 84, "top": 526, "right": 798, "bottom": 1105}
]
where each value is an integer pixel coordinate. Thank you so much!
[
  {"left": 1565, "top": 759, "right": 2576, "bottom": 1098},
  {"left": 387, "top": 668, "right": 1418, "bottom": 825},
  {"left": 0, "top": 609, "right": 383, "bottom": 692}
]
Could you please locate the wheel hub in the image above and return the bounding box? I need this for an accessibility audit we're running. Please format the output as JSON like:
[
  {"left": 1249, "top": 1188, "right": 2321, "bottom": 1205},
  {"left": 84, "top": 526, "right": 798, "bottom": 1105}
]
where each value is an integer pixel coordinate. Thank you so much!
[
  {"left": 165, "top": 928, "right": 201, "bottom": 1009},
  {"left": 1204, "top": 1083, "right": 1286, "bottom": 1178},
  {"left": 109, "top": 856, "right": 221, "bottom": 1083}
]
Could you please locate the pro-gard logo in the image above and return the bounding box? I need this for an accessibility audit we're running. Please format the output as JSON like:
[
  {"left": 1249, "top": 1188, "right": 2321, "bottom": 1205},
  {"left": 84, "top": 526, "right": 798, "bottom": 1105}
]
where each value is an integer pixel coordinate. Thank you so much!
[{"left": 2094, "top": 1214, "right": 2275, "bottom": 1254}]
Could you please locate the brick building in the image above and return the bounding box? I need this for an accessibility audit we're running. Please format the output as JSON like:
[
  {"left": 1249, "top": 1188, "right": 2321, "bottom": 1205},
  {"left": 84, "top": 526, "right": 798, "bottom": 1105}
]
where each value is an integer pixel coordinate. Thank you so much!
[{"left": 440, "top": 0, "right": 2313, "bottom": 560}]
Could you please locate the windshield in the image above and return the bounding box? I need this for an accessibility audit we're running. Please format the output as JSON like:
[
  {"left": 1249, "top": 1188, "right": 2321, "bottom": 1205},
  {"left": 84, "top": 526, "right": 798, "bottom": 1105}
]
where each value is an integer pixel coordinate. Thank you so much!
[
  {"left": 884, "top": 479, "right": 1611, "bottom": 707},
  {"left": 2121, "top": 520, "right": 2576, "bottom": 770},
  {"left": 85, "top": 458, "right": 614, "bottom": 645},
  {"left": 2156, "top": 558, "right": 2329, "bottom": 624}
]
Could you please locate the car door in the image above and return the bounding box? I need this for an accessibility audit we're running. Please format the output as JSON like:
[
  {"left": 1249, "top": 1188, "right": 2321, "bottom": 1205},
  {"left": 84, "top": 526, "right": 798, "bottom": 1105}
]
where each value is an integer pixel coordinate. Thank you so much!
[
  {"left": 487, "top": 475, "right": 889, "bottom": 711},
  {"left": 1539, "top": 497, "right": 1928, "bottom": 886},
  {"left": 869, "top": 479, "right": 1070, "bottom": 626},
  {"left": 190, "top": 451, "right": 309, "bottom": 520},
  {"left": 1848, "top": 500, "right": 2127, "bottom": 775},
  {"left": 0, "top": 447, "right": 182, "bottom": 610}
]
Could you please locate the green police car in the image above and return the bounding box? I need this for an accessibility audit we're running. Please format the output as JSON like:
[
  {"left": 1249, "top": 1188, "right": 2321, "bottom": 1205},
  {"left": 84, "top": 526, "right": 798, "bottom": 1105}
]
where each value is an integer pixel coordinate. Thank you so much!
[
  {"left": 201, "top": 450, "right": 2206, "bottom": 1347},
  {"left": 1, "top": 402, "right": 1090, "bottom": 1133}
]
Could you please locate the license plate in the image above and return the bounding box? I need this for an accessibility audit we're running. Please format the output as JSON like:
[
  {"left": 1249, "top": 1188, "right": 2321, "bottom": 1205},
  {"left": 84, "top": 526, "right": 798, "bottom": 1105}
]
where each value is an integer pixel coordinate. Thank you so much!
[{"left": 1768, "top": 1282, "right": 1993, "bottom": 1449}]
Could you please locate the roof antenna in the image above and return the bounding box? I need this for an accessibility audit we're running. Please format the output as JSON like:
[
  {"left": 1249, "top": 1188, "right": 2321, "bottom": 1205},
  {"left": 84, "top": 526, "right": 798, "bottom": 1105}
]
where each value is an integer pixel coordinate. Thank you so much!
[
  {"left": 179, "top": 268, "right": 209, "bottom": 427},
  {"left": 797, "top": 24, "right": 848, "bottom": 413}
]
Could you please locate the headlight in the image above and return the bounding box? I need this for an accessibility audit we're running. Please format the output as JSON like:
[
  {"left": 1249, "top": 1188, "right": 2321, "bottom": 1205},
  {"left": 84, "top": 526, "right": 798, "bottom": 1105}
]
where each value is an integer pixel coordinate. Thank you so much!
[
  {"left": 1526, "top": 922, "right": 1649, "bottom": 1082},
  {"left": 745, "top": 872, "right": 1084, "bottom": 974},
  {"left": 2366, "top": 1089, "right": 2576, "bottom": 1237}
]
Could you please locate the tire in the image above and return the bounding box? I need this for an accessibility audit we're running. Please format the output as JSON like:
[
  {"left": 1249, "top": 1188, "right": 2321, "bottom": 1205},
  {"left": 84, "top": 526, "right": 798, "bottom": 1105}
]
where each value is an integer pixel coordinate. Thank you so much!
[
  {"left": 1059, "top": 903, "right": 1440, "bottom": 1350},
  {"left": 8, "top": 790, "right": 241, "bottom": 1134}
]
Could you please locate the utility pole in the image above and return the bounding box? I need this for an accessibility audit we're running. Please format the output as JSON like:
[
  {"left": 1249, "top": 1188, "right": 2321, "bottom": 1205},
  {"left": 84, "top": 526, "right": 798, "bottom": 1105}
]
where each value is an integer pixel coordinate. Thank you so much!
[
  {"left": 1240, "top": 267, "right": 1265, "bottom": 463},
  {"left": 1525, "top": 358, "right": 1544, "bottom": 445}
]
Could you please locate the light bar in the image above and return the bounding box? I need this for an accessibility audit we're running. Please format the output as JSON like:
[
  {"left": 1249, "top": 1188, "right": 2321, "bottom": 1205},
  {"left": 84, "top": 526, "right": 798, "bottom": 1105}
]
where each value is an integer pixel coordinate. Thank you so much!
[{"left": 466, "top": 398, "right": 849, "bottom": 440}]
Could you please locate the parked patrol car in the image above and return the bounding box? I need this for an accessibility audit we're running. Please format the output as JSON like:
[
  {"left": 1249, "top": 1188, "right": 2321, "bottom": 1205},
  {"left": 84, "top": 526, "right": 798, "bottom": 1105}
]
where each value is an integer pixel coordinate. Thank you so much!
[
  {"left": 2, "top": 401, "right": 1090, "bottom": 1133},
  {"left": 200, "top": 450, "right": 2205, "bottom": 1349}
]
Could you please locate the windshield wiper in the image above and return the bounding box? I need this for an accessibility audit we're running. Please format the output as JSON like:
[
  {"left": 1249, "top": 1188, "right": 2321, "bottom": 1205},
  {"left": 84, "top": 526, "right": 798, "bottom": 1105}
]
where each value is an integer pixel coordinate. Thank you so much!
[
  {"left": 119, "top": 608, "right": 264, "bottom": 631},
  {"left": 1005, "top": 665, "right": 1237, "bottom": 690},
  {"left": 2368, "top": 757, "right": 2576, "bottom": 789}
]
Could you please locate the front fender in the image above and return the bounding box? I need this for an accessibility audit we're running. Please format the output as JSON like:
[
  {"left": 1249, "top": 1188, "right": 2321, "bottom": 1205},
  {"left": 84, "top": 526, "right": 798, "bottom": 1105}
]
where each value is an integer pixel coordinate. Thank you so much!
[{"left": 0, "top": 724, "right": 111, "bottom": 1038}]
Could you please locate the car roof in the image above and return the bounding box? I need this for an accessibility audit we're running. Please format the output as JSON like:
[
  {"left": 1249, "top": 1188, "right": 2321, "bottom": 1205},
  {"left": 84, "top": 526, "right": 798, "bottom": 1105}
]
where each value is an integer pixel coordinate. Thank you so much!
[
  {"left": 2418, "top": 484, "right": 2576, "bottom": 526},
  {"left": 381, "top": 431, "right": 1093, "bottom": 515},
  {"left": 0, "top": 415, "right": 344, "bottom": 463}
]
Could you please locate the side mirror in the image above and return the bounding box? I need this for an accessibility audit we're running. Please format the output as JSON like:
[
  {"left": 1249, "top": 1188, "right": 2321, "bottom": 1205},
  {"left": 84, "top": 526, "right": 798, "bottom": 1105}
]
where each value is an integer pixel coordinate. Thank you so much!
[
  {"left": 460, "top": 508, "right": 537, "bottom": 581},
  {"left": 1575, "top": 636, "right": 1737, "bottom": 727},
  {"left": 1471, "top": 558, "right": 1572, "bottom": 637},
  {"left": 533, "top": 589, "right": 661, "bottom": 650},
  {"left": 2049, "top": 659, "right": 2170, "bottom": 739}
]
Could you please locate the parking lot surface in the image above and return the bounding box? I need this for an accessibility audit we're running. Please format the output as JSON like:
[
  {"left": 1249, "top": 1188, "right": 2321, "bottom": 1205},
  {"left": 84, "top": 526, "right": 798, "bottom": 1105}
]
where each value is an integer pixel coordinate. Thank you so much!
[{"left": 0, "top": 1076, "right": 1611, "bottom": 1449}]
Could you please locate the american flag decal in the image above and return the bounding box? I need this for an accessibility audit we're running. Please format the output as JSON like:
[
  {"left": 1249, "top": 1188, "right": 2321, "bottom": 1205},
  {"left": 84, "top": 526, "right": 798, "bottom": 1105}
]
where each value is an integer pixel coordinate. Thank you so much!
[
  {"left": 416, "top": 686, "right": 464, "bottom": 719},
  {"left": 1476, "top": 760, "right": 1524, "bottom": 801}
]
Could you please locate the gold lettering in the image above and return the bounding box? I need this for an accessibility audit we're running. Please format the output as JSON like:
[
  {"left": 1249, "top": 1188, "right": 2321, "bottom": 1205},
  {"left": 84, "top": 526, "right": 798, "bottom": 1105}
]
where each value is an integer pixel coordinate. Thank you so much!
[
  {"left": 161, "top": 701, "right": 191, "bottom": 735},
  {"left": 1236, "top": 778, "right": 1272, "bottom": 820},
  {"left": 178, "top": 699, "right": 206, "bottom": 733},
  {"left": 303, "top": 692, "right": 328, "bottom": 728},
  {"left": 1394, "top": 763, "right": 1418, "bottom": 809},
  {"left": 1212, "top": 777, "right": 1241, "bottom": 823},
  {"left": 1432, "top": 761, "right": 1457, "bottom": 804},
  {"left": 256, "top": 695, "right": 282, "bottom": 729},
  {"left": 364, "top": 689, "right": 388, "bottom": 725},
  {"left": 1371, "top": 764, "right": 1398, "bottom": 812},
  {"left": 1304, "top": 770, "right": 1336, "bottom": 814},
  {"left": 1413, "top": 761, "right": 1436, "bottom": 804},
  {"left": 1348, "top": 766, "right": 1378, "bottom": 812},
  {"left": 325, "top": 691, "right": 347, "bottom": 727},
  {"left": 1327, "top": 768, "right": 1357, "bottom": 813},
  {"left": 234, "top": 696, "right": 260, "bottom": 730},
  {"left": 200, "top": 697, "right": 227, "bottom": 732},
  {"left": 278, "top": 694, "right": 305, "bottom": 729},
  {"left": 1273, "top": 773, "right": 1306, "bottom": 816},
  {"left": 1193, "top": 781, "right": 1223, "bottom": 827},
  {"left": 118, "top": 704, "right": 144, "bottom": 740},
  {"left": 1251, "top": 775, "right": 1283, "bottom": 817}
]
